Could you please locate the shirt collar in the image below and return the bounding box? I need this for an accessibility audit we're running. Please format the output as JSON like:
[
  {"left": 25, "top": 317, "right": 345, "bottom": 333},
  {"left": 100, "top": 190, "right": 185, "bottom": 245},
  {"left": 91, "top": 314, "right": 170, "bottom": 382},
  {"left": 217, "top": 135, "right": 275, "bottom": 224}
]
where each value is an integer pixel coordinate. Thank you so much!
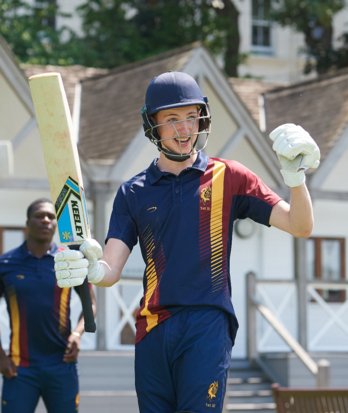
[
  {"left": 21, "top": 241, "right": 58, "bottom": 257},
  {"left": 148, "top": 151, "right": 209, "bottom": 184}
]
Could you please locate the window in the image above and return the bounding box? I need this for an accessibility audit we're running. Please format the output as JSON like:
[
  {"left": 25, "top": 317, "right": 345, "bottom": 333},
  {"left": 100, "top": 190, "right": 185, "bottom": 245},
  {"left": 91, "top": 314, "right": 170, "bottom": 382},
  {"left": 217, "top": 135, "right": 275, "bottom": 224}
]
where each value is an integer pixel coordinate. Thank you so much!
[
  {"left": 252, "top": 0, "right": 272, "bottom": 52},
  {"left": 306, "top": 237, "right": 346, "bottom": 302},
  {"left": 0, "top": 227, "right": 25, "bottom": 254},
  {"left": 34, "top": 0, "right": 57, "bottom": 30}
]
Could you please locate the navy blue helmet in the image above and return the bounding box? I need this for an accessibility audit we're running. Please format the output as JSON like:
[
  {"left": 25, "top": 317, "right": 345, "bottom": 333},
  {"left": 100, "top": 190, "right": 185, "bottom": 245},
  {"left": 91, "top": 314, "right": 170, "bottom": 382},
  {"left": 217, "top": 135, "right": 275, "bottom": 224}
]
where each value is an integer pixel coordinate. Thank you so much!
[{"left": 141, "top": 71, "right": 211, "bottom": 162}]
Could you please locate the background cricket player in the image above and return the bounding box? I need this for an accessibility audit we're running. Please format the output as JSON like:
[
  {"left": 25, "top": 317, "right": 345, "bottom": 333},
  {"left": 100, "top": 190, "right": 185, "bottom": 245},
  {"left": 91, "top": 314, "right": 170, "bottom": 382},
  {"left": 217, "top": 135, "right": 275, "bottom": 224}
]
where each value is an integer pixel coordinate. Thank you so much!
[
  {"left": 54, "top": 72, "right": 320, "bottom": 413},
  {"left": 0, "top": 198, "right": 96, "bottom": 413}
]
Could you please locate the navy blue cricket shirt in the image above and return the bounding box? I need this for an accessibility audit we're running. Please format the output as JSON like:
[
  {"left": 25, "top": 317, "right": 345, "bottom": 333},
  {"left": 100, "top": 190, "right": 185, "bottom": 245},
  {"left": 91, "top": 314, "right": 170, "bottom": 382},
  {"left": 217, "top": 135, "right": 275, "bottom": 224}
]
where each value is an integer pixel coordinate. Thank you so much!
[
  {"left": 0, "top": 243, "right": 73, "bottom": 366},
  {"left": 107, "top": 151, "right": 281, "bottom": 343}
]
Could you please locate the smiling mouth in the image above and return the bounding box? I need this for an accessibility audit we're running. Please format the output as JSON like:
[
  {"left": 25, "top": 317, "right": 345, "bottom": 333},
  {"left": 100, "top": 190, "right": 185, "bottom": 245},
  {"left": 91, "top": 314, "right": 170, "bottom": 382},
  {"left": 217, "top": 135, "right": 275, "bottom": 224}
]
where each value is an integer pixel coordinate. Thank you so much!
[{"left": 175, "top": 137, "right": 191, "bottom": 143}]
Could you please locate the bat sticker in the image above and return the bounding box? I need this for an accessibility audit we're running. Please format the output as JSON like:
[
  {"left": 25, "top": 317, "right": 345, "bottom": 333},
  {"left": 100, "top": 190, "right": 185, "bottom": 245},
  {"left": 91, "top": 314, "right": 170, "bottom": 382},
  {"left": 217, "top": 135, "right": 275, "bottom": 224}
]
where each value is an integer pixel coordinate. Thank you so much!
[{"left": 55, "top": 176, "right": 89, "bottom": 243}]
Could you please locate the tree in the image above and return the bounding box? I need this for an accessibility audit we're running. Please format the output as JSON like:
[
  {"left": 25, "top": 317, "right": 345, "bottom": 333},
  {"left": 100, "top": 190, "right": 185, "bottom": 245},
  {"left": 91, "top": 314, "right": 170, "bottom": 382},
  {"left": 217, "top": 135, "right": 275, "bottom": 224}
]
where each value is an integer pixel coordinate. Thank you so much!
[
  {"left": 214, "top": 0, "right": 240, "bottom": 76},
  {"left": 1, "top": 0, "right": 242, "bottom": 75},
  {"left": 0, "top": 0, "right": 77, "bottom": 65},
  {"left": 74, "top": 0, "right": 241, "bottom": 74},
  {"left": 271, "top": 0, "right": 348, "bottom": 74}
]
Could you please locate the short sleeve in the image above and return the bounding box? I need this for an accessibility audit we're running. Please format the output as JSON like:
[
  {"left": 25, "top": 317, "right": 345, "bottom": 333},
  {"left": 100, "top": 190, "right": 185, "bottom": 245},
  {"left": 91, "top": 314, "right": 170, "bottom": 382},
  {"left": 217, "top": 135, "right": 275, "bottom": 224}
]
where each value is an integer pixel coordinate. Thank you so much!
[
  {"left": 106, "top": 184, "right": 138, "bottom": 251},
  {"left": 229, "top": 161, "right": 282, "bottom": 226}
]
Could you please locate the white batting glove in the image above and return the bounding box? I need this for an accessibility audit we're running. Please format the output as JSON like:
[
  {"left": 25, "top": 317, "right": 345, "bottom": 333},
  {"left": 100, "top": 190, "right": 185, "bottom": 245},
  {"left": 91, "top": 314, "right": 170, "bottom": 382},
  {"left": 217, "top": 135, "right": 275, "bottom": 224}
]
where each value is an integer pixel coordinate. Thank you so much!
[
  {"left": 269, "top": 123, "right": 320, "bottom": 187},
  {"left": 55, "top": 249, "right": 89, "bottom": 288},
  {"left": 79, "top": 238, "right": 105, "bottom": 285}
]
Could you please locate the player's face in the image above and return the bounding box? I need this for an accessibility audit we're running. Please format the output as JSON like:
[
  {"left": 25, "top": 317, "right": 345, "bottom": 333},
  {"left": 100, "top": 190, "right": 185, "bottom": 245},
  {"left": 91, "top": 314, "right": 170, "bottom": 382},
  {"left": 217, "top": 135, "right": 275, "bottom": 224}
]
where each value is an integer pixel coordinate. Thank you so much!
[
  {"left": 27, "top": 202, "right": 57, "bottom": 243},
  {"left": 154, "top": 105, "right": 200, "bottom": 155}
]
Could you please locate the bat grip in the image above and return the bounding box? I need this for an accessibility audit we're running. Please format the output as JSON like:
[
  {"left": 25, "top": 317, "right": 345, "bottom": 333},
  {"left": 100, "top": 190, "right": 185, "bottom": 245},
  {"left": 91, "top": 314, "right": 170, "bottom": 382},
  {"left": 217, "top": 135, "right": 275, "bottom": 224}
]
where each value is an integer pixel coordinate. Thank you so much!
[{"left": 70, "top": 245, "right": 96, "bottom": 333}]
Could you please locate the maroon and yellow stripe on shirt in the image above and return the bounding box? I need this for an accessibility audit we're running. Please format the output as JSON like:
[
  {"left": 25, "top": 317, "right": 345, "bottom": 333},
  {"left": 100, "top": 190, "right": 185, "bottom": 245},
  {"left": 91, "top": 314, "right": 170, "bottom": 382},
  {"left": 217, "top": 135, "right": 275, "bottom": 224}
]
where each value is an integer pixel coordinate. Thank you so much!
[
  {"left": 54, "top": 284, "right": 70, "bottom": 335},
  {"left": 138, "top": 226, "right": 168, "bottom": 335},
  {"left": 8, "top": 286, "right": 29, "bottom": 366},
  {"left": 199, "top": 160, "right": 229, "bottom": 292}
]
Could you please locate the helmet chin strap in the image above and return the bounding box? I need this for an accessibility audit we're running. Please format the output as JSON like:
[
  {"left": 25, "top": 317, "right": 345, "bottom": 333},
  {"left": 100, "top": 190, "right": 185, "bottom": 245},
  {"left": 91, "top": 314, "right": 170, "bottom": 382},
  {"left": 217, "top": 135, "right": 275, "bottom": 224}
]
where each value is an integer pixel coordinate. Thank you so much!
[
  {"left": 162, "top": 150, "right": 192, "bottom": 162},
  {"left": 157, "top": 135, "right": 198, "bottom": 162}
]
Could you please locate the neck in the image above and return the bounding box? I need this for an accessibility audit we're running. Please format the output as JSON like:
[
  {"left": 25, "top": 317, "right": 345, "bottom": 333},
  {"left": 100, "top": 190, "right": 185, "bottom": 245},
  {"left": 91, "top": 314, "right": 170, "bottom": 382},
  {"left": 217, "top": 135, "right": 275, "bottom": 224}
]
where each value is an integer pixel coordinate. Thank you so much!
[
  {"left": 26, "top": 238, "right": 52, "bottom": 258},
  {"left": 157, "top": 152, "right": 197, "bottom": 175}
]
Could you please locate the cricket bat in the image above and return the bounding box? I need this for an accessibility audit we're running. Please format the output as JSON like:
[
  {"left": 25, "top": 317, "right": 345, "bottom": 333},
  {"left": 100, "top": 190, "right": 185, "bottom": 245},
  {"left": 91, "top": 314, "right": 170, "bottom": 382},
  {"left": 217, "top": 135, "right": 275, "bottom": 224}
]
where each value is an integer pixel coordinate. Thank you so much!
[{"left": 29, "top": 72, "right": 96, "bottom": 333}]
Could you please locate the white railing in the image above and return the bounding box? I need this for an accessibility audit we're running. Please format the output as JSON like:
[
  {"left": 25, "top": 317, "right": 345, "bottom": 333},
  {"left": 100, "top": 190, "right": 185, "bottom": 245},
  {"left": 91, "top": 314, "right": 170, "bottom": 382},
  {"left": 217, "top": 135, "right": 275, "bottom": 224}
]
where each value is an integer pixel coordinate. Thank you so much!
[
  {"left": 307, "top": 282, "right": 348, "bottom": 351},
  {"left": 247, "top": 274, "right": 348, "bottom": 353},
  {"left": 246, "top": 272, "right": 331, "bottom": 387},
  {"left": 105, "top": 277, "right": 143, "bottom": 350}
]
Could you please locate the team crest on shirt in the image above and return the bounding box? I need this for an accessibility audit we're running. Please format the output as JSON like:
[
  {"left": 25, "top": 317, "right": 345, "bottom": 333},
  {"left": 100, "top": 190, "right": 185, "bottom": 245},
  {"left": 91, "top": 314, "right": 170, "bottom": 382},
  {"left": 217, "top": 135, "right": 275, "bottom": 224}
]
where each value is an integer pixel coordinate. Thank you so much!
[
  {"left": 206, "top": 380, "right": 219, "bottom": 408},
  {"left": 200, "top": 185, "right": 212, "bottom": 211}
]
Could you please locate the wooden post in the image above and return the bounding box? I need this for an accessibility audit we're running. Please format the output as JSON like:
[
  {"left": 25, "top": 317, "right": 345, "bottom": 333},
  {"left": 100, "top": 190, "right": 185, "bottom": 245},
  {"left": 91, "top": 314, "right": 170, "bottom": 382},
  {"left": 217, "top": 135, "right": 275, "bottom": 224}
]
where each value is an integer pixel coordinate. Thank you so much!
[
  {"left": 294, "top": 237, "right": 308, "bottom": 349},
  {"left": 91, "top": 181, "right": 114, "bottom": 350},
  {"left": 316, "top": 359, "right": 330, "bottom": 388}
]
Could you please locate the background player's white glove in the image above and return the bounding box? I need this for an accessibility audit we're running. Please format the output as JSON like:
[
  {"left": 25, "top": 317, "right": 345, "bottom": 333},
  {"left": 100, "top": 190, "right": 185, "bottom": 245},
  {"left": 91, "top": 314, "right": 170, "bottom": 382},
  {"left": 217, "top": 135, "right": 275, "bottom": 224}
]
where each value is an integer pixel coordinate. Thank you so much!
[
  {"left": 55, "top": 239, "right": 105, "bottom": 288},
  {"left": 269, "top": 123, "right": 320, "bottom": 187}
]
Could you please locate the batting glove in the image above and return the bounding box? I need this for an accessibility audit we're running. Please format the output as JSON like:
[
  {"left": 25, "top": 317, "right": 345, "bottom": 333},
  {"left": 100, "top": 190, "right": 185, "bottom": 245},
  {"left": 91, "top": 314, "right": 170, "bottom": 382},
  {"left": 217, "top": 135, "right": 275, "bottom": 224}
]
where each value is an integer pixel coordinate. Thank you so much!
[
  {"left": 55, "top": 239, "right": 105, "bottom": 287},
  {"left": 55, "top": 249, "right": 89, "bottom": 288},
  {"left": 269, "top": 123, "right": 320, "bottom": 187},
  {"left": 79, "top": 238, "right": 105, "bottom": 285}
]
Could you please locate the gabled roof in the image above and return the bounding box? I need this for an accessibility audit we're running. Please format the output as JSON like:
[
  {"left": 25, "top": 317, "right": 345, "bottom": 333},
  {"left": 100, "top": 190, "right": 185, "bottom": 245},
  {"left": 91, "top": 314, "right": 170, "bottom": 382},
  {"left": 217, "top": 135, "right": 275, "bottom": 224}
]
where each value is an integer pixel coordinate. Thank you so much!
[
  {"left": 262, "top": 69, "right": 348, "bottom": 160},
  {"left": 229, "top": 77, "right": 281, "bottom": 127},
  {"left": 78, "top": 43, "right": 201, "bottom": 163}
]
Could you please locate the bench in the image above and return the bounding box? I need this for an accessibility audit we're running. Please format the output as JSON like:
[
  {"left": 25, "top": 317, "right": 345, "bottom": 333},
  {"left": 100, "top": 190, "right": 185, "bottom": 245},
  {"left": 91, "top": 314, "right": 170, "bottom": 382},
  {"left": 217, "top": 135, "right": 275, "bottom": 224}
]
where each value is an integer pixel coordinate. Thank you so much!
[{"left": 272, "top": 383, "right": 348, "bottom": 413}]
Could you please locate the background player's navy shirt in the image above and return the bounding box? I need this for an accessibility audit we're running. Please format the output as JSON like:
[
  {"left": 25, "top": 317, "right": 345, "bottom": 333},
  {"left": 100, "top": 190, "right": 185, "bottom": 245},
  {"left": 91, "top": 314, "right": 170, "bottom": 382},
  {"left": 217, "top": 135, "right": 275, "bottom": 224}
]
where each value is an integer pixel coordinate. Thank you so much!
[
  {"left": 107, "top": 152, "right": 282, "bottom": 343},
  {"left": 0, "top": 242, "right": 72, "bottom": 366}
]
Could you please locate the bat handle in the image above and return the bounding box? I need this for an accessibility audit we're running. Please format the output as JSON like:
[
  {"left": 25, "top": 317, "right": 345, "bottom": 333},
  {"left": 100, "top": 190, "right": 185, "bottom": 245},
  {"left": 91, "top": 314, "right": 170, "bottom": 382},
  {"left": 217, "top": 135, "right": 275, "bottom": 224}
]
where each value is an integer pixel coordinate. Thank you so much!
[
  {"left": 77, "top": 278, "right": 96, "bottom": 333},
  {"left": 70, "top": 244, "right": 96, "bottom": 333}
]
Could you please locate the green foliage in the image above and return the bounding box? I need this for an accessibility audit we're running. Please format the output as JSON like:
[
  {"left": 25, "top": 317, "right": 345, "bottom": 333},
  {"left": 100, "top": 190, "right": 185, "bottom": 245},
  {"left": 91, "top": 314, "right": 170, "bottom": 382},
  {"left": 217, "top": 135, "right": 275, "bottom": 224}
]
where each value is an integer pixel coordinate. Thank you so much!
[
  {"left": 272, "top": 0, "right": 344, "bottom": 27},
  {"left": 0, "top": 0, "right": 240, "bottom": 75},
  {"left": 0, "top": 0, "right": 73, "bottom": 64},
  {"left": 2, "top": 0, "right": 348, "bottom": 75},
  {"left": 272, "top": 0, "right": 347, "bottom": 74},
  {"left": 68, "top": 0, "right": 141, "bottom": 67},
  {"left": 72, "top": 0, "right": 238, "bottom": 71}
]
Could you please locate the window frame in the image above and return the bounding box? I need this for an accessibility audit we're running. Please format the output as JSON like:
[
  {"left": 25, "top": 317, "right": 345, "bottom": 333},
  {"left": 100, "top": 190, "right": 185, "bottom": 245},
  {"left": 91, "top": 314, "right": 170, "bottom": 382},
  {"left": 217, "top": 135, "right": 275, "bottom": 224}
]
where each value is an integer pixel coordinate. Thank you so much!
[
  {"left": 251, "top": 0, "right": 273, "bottom": 54},
  {"left": 307, "top": 236, "right": 346, "bottom": 303},
  {"left": 0, "top": 227, "right": 26, "bottom": 254}
]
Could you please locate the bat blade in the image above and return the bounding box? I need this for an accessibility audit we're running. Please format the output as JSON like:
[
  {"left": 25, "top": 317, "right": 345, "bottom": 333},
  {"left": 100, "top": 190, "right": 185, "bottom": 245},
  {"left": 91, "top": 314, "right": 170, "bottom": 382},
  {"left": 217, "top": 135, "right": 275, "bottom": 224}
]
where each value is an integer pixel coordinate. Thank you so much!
[
  {"left": 29, "top": 72, "right": 96, "bottom": 333},
  {"left": 29, "top": 73, "right": 89, "bottom": 245}
]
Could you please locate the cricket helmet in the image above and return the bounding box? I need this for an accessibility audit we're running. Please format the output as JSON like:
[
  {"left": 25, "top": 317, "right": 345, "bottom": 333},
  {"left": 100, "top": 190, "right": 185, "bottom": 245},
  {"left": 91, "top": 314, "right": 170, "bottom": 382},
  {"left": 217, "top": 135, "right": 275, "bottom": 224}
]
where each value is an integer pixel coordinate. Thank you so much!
[{"left": 141, "top": 71, "right": 211, "bottom": 162}]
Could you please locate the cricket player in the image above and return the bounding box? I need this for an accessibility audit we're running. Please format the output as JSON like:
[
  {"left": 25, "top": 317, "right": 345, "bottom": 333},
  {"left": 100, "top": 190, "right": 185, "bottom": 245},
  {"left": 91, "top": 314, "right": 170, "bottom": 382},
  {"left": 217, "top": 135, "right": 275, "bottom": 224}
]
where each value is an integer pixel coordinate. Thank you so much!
[
  {"left": 54, "top": 72, "right": 320, "bottom": 413},
  {"left": 0, "top": 198, "right": 96, "bottom": 413}
]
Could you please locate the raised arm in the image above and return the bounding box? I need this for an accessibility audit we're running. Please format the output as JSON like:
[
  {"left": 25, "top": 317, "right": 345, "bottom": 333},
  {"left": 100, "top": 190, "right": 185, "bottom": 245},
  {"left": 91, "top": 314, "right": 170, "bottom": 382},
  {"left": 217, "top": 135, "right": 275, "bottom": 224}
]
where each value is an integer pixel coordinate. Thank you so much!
[{"left": 270, "top": 186, "right": 313, "bottom": 237}]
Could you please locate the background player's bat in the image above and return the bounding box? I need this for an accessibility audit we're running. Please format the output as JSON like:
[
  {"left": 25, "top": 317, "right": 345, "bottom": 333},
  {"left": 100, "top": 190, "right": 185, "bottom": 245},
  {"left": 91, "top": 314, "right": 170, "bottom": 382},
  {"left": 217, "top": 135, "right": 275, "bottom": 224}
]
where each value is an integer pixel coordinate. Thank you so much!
[{"left": 28, "top": 72, "right": 96, "bottom": 333}]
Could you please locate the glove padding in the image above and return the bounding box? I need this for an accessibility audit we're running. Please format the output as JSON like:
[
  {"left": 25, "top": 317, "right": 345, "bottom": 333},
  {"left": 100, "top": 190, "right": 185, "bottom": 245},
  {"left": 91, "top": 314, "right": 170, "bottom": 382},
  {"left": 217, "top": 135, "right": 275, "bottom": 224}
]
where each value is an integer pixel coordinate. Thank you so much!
[
  {"left": 55, "top": 249, "right": 88, "bottom": 288},
  {"left": 269, "top": 123, "right": 320, "bottom": 187},
  {"left": 55, "top": 239, "right": 105, "bottom": 288},
  {"left": 79, "top": 238, "right": 105, "bottom": 285}
]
